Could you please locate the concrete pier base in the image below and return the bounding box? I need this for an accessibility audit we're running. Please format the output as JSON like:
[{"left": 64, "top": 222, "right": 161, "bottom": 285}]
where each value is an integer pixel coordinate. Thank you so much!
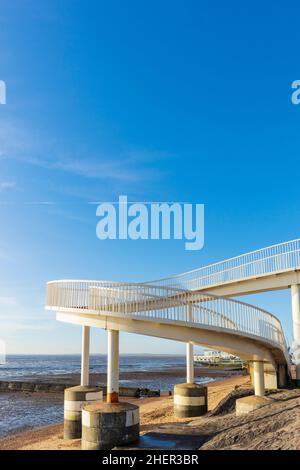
[
  {"left": 81, "top": 401, "right": 139, "bottom": 450},
  {"left": 173, "top": 383, "right": 207, "bottom": 418},
  {"left": 236, "top": 395, "right": 271, "bottom": 416},
  {"left": 64, "top": 385, "right": 103, "bottom": 439},
  {"left": 264, "top": 363, "right": 277, "bottom": 389}
]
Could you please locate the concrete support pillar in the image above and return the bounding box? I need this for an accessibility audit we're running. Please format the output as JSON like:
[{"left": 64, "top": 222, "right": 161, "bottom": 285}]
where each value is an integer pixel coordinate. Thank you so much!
[
  {"left": 107, "top": 330, "right": 119, "bottom": 403},
  {"left": 174, "top": 383, "right": 207, "bottom": 418},
  {"left": 291, "top": 284, "right": 300, "bottom": 381},
  {"left": 264, "top": 362, "right": 277, "bottom": 389},
  {"left": 81, "top": 326, "right": 90, "bottom": 387},
  {"left": 186, "top": 303, "right": 194, "bottom": 383},
  {"left": 186, "top": 343, "right": 194, "bottom": 383},
  {"left": 253, "top": 361, "right": 265, "bottom": 396},
  {"left": 277, "top": 364, "right": 287, "bottom": 388},
  {"left": 82, "top": 402, "right": 139, "bottom": 450},
  {"left": 64, "top": 385, "right": 103, "bottom": 439}
]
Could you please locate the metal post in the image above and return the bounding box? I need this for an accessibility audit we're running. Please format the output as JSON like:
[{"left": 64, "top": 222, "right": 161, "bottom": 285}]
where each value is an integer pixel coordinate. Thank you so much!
[
  {"left": 81, "top": 326, "right": 90, "bottom": 387},
  {"left": 107, "top": 330, "right": 119, "bottom": 403}
]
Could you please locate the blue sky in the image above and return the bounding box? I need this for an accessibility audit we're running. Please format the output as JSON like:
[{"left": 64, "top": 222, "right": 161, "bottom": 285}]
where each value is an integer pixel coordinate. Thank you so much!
[{"left": 0, "top": 0, "right": 300, "bottom": 355}]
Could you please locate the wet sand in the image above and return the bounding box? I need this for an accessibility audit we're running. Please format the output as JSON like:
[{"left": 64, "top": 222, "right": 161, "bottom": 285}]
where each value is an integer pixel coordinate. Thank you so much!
[
  {"left": 0, "top": 375, "right": 249, "bottom": 450},
  {"left": 0, "top": 391, "right": 63, "bottom": 438},
  {"left": 0, "top": 367, "right": 245, "bottom": 440}
]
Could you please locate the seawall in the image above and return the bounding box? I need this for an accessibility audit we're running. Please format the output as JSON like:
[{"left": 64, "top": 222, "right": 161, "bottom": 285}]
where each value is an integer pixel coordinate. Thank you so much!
[{"left": 0, "top": 380, "right": 160, "bottom": 397}]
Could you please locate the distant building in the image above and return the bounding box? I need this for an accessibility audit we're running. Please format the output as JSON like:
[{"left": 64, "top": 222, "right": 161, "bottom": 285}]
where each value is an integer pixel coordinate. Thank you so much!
[{"left": 194, "top": 349, "right": 244, "bottom": 368}]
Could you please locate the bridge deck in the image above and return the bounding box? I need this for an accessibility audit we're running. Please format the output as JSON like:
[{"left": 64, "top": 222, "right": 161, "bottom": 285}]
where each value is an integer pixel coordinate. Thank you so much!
[{"left": 45, "top": 239, "right": 300, "bottom": 375}]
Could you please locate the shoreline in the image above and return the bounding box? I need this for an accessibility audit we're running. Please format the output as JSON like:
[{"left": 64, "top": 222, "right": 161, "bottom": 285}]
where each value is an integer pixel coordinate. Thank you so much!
[
  {"left": 0, "top": 375, "right": 250, "bottom": 450},
  {"left": 0, "top": 369, "right": 244, "bottom": 441},
  {"left": 2, "top": 366, "right": 246, "bottom": 387}
]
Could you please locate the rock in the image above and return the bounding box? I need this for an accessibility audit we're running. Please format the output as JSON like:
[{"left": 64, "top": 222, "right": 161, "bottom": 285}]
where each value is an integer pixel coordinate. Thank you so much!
[
  {"left": 8, "top": 382, "right": 22, "bottom": 391},
  {"left": 236, "top": 396, "right": 272, "bottom": 416},
  {"left": 140, "top": 388, "right": 160, "bottom": 397}
]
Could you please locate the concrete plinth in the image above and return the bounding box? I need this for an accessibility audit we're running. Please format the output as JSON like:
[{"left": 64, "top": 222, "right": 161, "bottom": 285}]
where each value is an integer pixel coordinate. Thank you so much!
[
  {"left": 173, "top": 383, "right": 207, "bottom": 418},
  {"left": 82, "top": 401, "right": 140, "bottom": 450},
  {"left": 64, "top": 385, "right": 103, "bottom": 439},
  {"left": 236, "top": 395, "right": 271, "bottom": 416},
  {"left": 264, "top": 363, "right": 277, "bottom": 389}
]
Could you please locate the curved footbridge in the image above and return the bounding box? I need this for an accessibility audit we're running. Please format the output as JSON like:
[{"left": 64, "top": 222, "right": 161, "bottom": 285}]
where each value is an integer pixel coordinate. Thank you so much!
[
  {"left": 45, "top": 239, "right": 300, "bottom": 406},
  {"left": 146, "top": 238, "right": 300, "bottom": 382}
]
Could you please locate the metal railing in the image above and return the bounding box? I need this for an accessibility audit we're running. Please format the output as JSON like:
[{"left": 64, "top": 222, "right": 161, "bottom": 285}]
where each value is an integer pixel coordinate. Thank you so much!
[
  {"left": 146, "top": 239, "right": 300, "bottom": 290},
  {"left": 46, "top": 280, "right": 287, "bottom": 352}
]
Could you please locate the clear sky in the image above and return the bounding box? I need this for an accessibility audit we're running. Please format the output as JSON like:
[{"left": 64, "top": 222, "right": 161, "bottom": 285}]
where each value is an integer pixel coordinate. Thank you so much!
[{"left": 0, "top": 0, "right": 300, "bottom": 355}]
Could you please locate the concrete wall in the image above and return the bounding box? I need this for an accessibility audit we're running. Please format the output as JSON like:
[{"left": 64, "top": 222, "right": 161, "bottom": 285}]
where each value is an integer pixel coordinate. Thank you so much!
[
  {"left": 0, "top": 380, "right": 66, "bottom": 393},
  {"left": 248, "top": 363, "right": 279, "bottom": 390}
]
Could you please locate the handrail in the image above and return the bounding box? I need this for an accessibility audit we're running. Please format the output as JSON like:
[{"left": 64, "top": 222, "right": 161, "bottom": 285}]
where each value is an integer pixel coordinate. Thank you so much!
[
  {"left": 46, "top": 280, "right": 288, "bottom": 355},
  {"left": 45, "top": 239, "right": 299, "bottom": 367},
  {"left": 145, "top": 239, "right": 300, "bottom": 290}
]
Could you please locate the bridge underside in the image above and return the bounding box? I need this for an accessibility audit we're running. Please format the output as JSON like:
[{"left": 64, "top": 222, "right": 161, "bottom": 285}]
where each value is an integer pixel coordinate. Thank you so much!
[
  {"left": 46, "top": 240, "right": 300, "bottom": 397},
  {"left": 56, "top": 310, "right": 287, "bottom": 369}
]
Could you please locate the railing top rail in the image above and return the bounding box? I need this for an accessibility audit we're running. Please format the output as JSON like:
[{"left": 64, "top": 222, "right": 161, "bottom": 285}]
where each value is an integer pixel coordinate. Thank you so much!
[
  {"left": 47, "top": 279, "right": 148, "bottom": 286},
  {"left": 46, "top": 279, "right": 290, "bottom": 365},
  {"left": 45, "top": 242, "right": 295, "bottom": 365},
  {"left": 49, "top": 238, "right": 300, "bottom": 291},
  {"left": 46, "top": 279, "right": 284, "bottom": 324},
  {"left": 46, "top": 279, "right": 201, "bottom": 294},
  {"left": 46, "top": 281, "right": 286, "bottom": 339},
  {"left": 146, "top": 238, "right": 300, "bottom": 283}
]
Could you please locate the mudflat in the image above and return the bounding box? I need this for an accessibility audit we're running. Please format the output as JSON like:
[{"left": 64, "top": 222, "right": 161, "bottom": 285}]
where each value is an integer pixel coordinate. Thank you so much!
[{"left": 0, "top": 376, "right": 249, "bottom": 450}]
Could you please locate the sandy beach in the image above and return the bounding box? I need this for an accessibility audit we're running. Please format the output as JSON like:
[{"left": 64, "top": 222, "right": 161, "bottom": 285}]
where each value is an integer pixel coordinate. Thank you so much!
[{"left": 0, "top": 375, "right": 249, "bottom": 450}]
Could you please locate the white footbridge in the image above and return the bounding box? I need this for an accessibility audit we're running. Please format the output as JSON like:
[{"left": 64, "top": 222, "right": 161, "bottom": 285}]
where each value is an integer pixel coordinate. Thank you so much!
[{"left": 46, "top": 239, "right": 300, "bottom": 401}]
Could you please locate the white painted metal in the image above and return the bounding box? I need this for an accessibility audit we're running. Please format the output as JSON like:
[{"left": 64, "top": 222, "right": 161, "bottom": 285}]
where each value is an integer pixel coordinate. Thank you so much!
[
  {"left": 46, "top": 280, "right": 288, "bottom": 354},
  {"left": 81, "top": 325, "right": 90, "bottom": 387},
  {"left": 107, "top": 330, "right": 119, "bottom": 402},
  {"left": 291, "top": 285, "right": 300, "bottom": 380},
  {"left": 64, "top": 394, "right": 103, "bottom": 411},
  {"left": 186, "top": 343, "right": 194, "bottom": 383},
  {"left": 125, "top": 409, "right": 139, "bottom": 427},
  {"left": 174, "top": 395, "right": 206, "bottom": 406},
  {"left": 194, "top": 271, "right": 300, "bottom": 297},
  {"left": 186, "top": 303, "right": 194, "bottom": 383},
  {"left": 146, "top": 239, "right": 300, "bottom": 291},
  {"left": 253, "top": 361, "right": 265, "bottom": 396},
  {"left": 45, "top": 239, "right": 298, "bottom": 379}
]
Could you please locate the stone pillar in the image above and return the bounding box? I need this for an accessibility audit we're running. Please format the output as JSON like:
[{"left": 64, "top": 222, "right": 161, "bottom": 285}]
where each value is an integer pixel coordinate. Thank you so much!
[
  {"left": 82, "top": 402, "right": 139, "bottom": 450},
  {"left": 64, "top": 385, "right": 103, "bottom": 439},
  {"left": 64, "top": 325, "right": 102, "bottom": 439},
  {"left": 173, "top": 383, "right": 207, "bottom": 417},
  {"left": 82, "top": 329, "right": 140, "bottom": 450}
]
